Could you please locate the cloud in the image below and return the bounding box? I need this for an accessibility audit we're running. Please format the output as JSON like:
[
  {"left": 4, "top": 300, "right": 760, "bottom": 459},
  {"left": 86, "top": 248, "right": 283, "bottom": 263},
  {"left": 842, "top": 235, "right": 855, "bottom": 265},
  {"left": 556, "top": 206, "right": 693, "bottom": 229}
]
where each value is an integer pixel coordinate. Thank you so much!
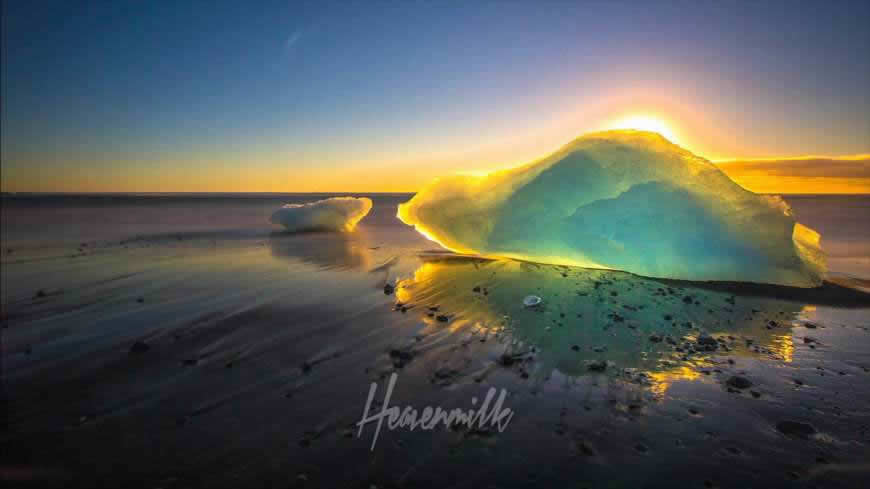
[
  {"left": 285, "top": 30, "right": 303, "bottom": 50},
  {"left": 270, "top": 197, "right": 372, "bottom": 232},
  {"left": 716, "top": 155, "right": 870, "bottom": 194}
]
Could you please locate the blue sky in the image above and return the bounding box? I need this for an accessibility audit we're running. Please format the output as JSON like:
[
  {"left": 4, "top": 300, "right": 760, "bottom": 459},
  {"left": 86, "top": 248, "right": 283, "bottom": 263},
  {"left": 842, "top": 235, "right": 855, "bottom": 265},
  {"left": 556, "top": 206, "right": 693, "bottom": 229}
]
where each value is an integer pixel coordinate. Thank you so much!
[{"left": 2, "top": 0, "right": 869, "bottom": 191}]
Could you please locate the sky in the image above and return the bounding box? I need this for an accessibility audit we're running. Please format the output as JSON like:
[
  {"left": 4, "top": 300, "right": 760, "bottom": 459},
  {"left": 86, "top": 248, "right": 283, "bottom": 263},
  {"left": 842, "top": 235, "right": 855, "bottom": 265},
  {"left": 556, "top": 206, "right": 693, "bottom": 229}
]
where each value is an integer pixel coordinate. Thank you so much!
[{"left": 2, "top": 0, "right": 869, "bottom": 193}]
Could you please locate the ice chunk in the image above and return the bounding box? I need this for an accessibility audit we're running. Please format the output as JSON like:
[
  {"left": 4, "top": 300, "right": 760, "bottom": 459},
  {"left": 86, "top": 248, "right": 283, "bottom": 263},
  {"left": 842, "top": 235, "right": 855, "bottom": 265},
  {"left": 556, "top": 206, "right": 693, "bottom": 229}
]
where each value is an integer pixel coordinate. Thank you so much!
[
  {"left": 397, "top": 131, "right": 825, "bottom": 287},
  {"left": 271, "top": 197, "right": 372, "bottom": 232}
]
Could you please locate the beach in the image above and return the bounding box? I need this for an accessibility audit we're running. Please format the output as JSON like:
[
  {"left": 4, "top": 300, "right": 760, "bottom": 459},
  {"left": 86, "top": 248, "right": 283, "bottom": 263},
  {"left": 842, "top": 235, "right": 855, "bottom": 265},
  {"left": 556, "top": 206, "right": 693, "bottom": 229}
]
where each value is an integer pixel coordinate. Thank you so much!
[{"left": 2, "top": 193, "right": 870, "bottom": 488}]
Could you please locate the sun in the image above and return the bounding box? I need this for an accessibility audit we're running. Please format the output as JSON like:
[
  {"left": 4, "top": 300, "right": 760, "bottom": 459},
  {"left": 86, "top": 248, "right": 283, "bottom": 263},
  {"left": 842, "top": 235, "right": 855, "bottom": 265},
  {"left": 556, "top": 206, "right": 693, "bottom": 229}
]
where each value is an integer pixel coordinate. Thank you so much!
[{"left": 604, "top": 114, "right": 680, "bottom": 143}]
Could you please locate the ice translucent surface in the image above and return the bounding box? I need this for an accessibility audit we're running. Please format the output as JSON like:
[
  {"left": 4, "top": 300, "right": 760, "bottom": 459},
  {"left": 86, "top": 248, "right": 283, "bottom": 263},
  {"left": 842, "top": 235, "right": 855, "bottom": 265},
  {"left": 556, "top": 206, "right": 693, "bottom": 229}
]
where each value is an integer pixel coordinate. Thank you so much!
[
  {"left": 271, "top": 196, "right": 372, "bottom": 232},
  {"left": 398, "top": 131, "right": 825, "bottom": 287}
]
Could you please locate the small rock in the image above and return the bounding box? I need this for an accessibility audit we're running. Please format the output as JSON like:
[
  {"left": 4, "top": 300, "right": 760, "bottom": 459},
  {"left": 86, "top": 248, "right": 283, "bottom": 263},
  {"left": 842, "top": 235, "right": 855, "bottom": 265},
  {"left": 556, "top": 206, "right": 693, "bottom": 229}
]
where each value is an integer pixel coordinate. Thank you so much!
[
  {"left": 571, "top": 345, "right": 580, "bottom": 352},
  {"left": 575, "top": 439, "right": 597, "bottom": 456},
  {"left": 697, "top": 333, "right": 717, "bottom": 346},
  {"left": 383, "top": 283, "right": 395, "bottom": 295},
  {"left": 498, "top": 353, "right": 516, "bottom": 366},
  {"left": 587, "top": 359, "right": 608, "bottom": 372},
  {"left": 776, "top": 420, "right": 816, "bottom": 439},
  {"left": 389, "top": 349, "right": 414, "bottom": 368},
  {"left": 726, "top": 375, "right": 752, "bottom": 389}
]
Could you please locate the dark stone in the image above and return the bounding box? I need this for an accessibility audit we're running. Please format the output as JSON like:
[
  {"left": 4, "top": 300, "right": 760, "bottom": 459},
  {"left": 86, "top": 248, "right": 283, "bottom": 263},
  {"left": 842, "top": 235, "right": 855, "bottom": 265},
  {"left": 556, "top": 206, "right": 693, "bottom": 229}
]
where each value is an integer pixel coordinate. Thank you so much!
[
  {"left": 436, "top": 314, "right": 449, "bottom": 322},
  {"left": 649, "top": 334, "right": 662, "bottom": 343},
  {"left": 697, "top": 333, "right": 717, "bottom": 346},
  {"left": 571, "top": 345, "right": 580, "bottom": 351},
  {"left": 472, "top": 286, "right": 481, "bottom": 293},
  {"left": 726, "top": 375, "right": 752, "bottom": 389},
  {"left": 587, "top": 360, "right": 608, "bottom": 372},
  {"left": 389, "top": 349, "right": 414, "bottom": 368},
  {"left": 776, "top": 420, "right": 817, "bottom": 439},
  {"left": 129, "top": 341, "right": 150, "bottom": 354},
  {"left": 383, "top": 283, "right": 395, "bottom": 295},
  {"left": 498, "top": 353, "right": 516, "bottom": 366},
  {"left": 34, "top": 289, "right": 47, "bottom": 299},
  {"left": 575, "top": 439, "right": 597, "bottom": 456}
]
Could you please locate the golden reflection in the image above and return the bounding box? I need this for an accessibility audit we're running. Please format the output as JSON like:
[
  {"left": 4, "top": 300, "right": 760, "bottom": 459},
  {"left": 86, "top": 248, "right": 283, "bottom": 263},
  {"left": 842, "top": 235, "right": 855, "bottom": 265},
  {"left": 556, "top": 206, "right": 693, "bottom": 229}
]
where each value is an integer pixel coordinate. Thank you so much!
[
  {"left": 647, "top": 366, "right": 703, "bottom": 397},
  {"left": 769, "top": 333, "right": 795, "bottom": 363},
  {"left": 395, "top": 256, "right": 806, "bottom": 394}
]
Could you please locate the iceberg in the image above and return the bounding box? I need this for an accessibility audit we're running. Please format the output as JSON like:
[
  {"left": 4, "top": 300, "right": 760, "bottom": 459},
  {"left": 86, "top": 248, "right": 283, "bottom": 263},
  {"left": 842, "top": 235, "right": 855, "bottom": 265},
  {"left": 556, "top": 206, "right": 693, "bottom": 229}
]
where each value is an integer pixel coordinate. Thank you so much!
[
  {"left": 271, "top": 196, "right": 372, "bottom": 232},
  {"left": 397, "top": 131, "right": 825, "bottom": 287}
]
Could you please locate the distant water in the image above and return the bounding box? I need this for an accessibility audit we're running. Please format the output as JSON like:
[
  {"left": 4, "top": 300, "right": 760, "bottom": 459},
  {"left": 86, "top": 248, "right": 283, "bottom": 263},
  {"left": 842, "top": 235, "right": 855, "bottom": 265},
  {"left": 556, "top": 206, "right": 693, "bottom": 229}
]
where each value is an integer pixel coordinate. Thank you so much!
[
  {"left": 0, "top": 192, "right": 412, "bottom": 245},
  {"left": 2, "top": 192, "right": 868, "bottom": 279},
  {"left": 785, "top": 194, "right": 870, "bottom": 279}
]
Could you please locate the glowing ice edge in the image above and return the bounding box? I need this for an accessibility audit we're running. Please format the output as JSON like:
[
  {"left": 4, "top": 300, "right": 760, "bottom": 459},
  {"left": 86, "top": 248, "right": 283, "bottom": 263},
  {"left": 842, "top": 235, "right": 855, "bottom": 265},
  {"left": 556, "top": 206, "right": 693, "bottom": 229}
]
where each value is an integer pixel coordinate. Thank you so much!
[
  {"left": 271, "top": 197, "right": 372, "bottom": 232},
  {"left": 398, "top": 131, "right": 825, "bottom": 287}
]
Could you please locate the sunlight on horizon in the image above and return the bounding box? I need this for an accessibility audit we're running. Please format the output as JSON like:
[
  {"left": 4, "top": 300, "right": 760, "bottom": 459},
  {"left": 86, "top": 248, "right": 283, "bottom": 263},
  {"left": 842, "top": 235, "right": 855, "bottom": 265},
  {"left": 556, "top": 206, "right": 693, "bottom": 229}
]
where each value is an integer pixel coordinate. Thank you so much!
[{"left": 602, "top": 114, "right": 681, "bottom": 145}]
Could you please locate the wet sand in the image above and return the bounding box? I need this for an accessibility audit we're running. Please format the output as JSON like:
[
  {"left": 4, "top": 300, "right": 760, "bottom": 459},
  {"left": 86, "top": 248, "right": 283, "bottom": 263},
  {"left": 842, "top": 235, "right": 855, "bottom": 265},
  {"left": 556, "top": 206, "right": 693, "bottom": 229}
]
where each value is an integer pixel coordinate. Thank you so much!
[{"left": 2, "top": 196, "right": 870, "bottom": 488}]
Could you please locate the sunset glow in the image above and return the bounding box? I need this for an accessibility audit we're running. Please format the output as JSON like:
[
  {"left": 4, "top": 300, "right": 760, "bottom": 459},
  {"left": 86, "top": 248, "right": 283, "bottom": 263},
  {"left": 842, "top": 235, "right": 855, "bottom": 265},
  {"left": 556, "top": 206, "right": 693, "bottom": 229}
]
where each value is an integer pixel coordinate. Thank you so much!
[
  {"left": 2, "top": 2, "right": 868, "bottom": 194},
  {"left": 603, "top": 115, "right": 681, "bottom": 145}
]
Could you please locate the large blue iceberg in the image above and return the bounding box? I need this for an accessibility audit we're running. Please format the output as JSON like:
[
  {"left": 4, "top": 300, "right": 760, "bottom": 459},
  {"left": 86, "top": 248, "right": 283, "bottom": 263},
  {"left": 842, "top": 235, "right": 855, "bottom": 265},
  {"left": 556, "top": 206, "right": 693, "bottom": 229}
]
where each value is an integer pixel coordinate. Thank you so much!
[{"left": 397, "top": 131, "right": 825, "bottom": 287}]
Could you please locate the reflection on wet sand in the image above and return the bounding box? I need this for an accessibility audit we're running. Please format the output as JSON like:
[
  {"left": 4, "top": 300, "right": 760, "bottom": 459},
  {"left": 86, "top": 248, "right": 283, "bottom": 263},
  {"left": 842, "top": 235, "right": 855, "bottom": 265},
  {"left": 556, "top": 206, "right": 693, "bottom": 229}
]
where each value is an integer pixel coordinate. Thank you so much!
[
  {"left": 394, "top": 255, "right": 839, "bottom": 394},
  {"left": 268, "top": 230, "right": 372, "bottom": 271}
]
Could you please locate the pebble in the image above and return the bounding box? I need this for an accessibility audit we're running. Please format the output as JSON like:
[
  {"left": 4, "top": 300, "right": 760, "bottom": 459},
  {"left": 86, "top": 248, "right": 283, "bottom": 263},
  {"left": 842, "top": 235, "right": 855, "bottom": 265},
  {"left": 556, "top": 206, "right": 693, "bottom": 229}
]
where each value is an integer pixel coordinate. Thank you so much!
[
  {"left": 776, "top": 420, "right": 817, "bottom": 439},
  {"left": 587, "top": 360, "right": 608, "bottom": 372},
  {"left": 726, "top": 375, "right": 752, "bottom": 389}
]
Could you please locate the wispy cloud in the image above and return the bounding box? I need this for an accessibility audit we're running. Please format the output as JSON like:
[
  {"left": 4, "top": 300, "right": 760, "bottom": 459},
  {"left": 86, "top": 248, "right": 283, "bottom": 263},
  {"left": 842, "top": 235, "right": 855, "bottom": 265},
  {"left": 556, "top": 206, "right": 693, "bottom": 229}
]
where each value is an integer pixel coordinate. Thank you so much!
[
  {"left": 285, "top": 29, "right": 304, "bottom": 51},
  {"left": 716, "top": 155, "right": 870, "bottom": 194}
]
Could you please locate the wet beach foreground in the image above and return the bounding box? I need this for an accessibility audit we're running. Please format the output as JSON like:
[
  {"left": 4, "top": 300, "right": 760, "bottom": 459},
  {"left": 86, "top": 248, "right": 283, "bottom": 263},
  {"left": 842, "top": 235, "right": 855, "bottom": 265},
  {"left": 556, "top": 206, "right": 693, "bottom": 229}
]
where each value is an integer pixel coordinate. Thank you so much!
[{"left": 2, "top": 194, "right": 870, "bottom": 488}]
